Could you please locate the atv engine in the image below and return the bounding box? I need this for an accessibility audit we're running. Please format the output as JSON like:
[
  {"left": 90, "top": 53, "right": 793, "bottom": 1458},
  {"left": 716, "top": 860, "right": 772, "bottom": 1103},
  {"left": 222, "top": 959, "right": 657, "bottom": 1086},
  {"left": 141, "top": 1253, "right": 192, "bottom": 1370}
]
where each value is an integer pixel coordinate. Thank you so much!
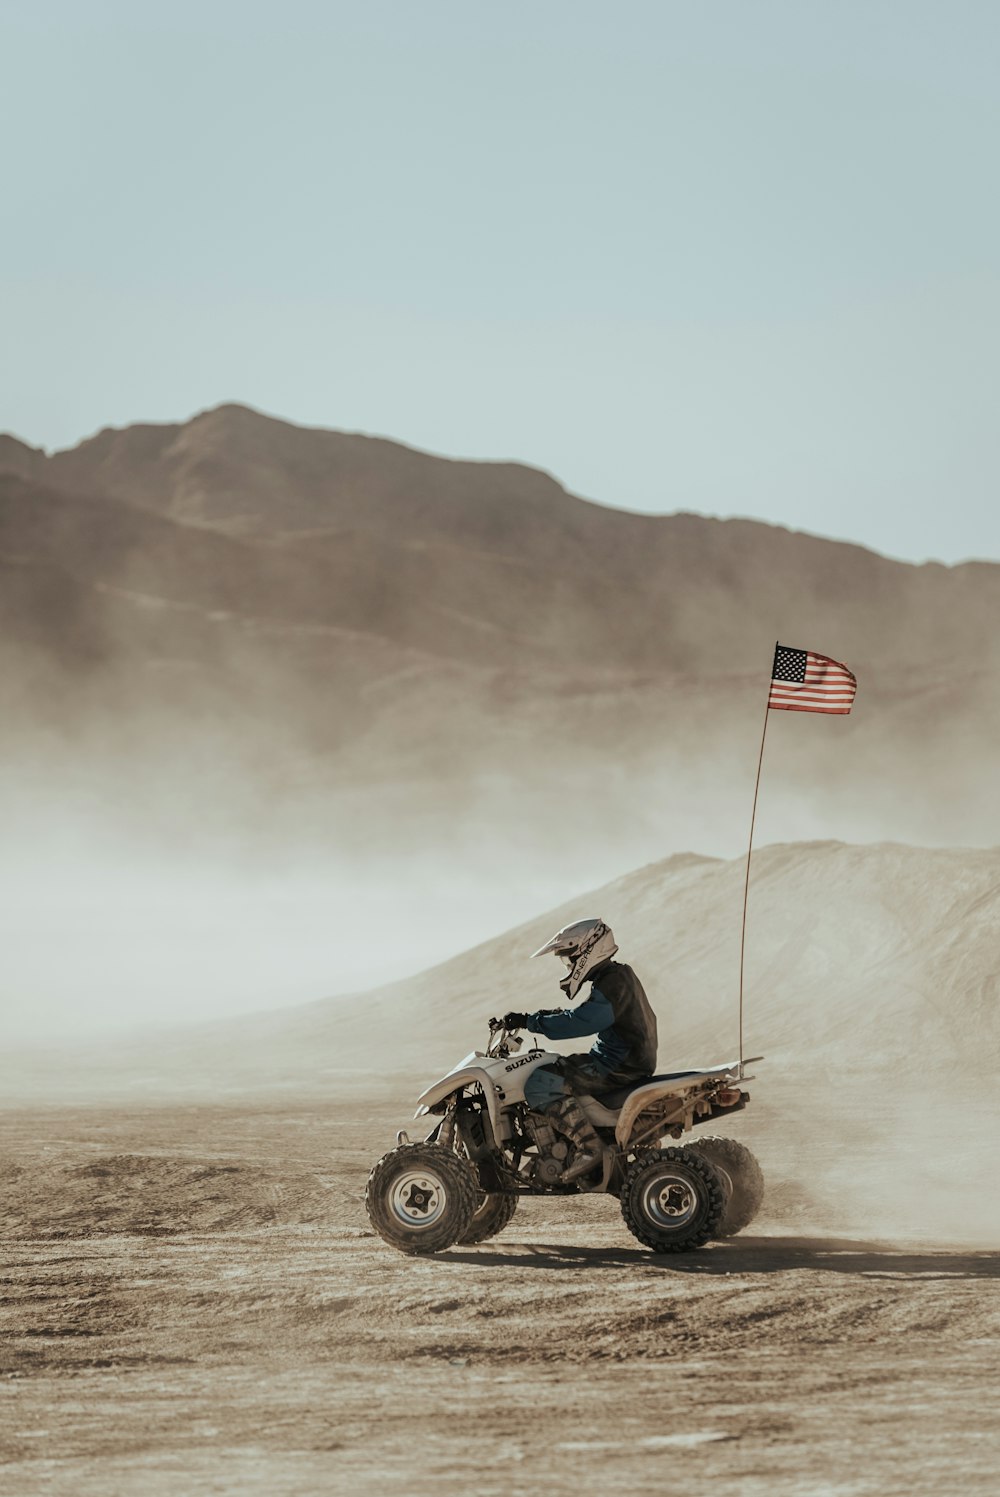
[{"left": 525, "top": 1112, "right": 570, "bottom": 1185}]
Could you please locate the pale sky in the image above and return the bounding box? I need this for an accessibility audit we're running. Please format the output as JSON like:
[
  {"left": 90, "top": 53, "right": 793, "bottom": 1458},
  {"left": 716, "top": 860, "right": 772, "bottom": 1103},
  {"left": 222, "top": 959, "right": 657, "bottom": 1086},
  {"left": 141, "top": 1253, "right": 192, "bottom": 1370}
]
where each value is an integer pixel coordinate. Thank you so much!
[{"left": 4, "top": 0, "right": 999, "bottom": 564}]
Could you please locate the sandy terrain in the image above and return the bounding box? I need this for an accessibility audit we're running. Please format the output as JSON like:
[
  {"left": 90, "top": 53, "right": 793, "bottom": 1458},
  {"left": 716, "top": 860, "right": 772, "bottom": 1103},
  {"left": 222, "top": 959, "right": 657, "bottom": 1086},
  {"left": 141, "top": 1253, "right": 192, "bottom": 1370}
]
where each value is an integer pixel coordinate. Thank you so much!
[
  {"left": 9, "top": 840, "right": 1000, "bottom": 1107},
  {"left": 3, "top": 1087, "right": 998, "bottom": 1497}
]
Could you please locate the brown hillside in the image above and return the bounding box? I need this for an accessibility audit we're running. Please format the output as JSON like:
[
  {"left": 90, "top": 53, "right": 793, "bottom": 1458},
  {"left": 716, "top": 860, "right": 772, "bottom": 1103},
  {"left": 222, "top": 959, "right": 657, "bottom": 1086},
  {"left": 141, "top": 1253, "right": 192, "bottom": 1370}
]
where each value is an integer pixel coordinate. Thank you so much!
[
  {"left": 2, "top": 406, "right": 998, "bottom": 854},
  {"left": 4, "top": 404, "right": 1000, "bottom": 679}
]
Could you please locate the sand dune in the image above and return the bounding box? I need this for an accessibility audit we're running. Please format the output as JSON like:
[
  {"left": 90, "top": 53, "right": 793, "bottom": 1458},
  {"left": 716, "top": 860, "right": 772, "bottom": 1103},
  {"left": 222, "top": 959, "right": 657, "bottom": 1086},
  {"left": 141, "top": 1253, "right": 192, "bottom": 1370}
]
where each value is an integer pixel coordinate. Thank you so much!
[
  {"left": 10, "top": 839, "right": 999, "bottom": 1093},
  {"left": 291, "top": 839, "right": 1000, "bottom": 1075},
  {"left": 13, "top": 838, "right": 998, "bottom": 1243}
]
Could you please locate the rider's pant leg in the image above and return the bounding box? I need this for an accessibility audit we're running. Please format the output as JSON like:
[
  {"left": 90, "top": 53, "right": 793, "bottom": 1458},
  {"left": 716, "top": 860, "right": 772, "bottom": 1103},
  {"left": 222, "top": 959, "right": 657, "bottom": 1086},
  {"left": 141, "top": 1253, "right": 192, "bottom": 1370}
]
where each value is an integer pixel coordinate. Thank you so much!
[
  {"left": 559, "top": 1055, "right": 616, "bottom": 1098},
  {"left": 525, "top": 1060, "right": 604, "bottom": 1183},
  {"left": 523, "top": 1063, "right": 567, "bottom": 1111}
]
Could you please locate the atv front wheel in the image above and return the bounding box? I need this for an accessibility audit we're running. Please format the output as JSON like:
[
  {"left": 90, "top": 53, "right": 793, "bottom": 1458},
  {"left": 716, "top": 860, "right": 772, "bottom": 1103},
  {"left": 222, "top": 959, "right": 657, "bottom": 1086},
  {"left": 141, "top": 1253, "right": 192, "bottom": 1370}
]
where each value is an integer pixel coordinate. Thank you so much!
[
  {"left": 365, "top": 1143, "right": 478, "bottom": 1255},
  {"left": 620, "top": 1147, "right": 724, "bottom": 1253},
  {"left": 458, "top": 1190, "right": 519, "bottom": 1245},
  {"left": 687, "top": 1136, "right": 764, "bottom": 1237}
]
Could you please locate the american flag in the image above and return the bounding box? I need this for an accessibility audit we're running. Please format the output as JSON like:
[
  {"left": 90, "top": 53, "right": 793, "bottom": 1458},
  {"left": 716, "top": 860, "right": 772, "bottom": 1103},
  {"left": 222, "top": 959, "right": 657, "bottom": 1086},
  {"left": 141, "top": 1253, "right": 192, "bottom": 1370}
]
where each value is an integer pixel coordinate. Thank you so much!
[{"left": 768, "top": 643, "right": 857, "bottom": 715}]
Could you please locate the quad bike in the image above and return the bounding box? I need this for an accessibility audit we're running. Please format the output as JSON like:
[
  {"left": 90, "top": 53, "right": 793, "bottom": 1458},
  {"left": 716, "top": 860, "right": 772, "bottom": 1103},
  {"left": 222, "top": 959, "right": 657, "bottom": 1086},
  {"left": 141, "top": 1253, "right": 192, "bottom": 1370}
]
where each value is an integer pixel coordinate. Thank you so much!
[{"left": 365, "top": 1020, "right": 764, "bottom": 1255}]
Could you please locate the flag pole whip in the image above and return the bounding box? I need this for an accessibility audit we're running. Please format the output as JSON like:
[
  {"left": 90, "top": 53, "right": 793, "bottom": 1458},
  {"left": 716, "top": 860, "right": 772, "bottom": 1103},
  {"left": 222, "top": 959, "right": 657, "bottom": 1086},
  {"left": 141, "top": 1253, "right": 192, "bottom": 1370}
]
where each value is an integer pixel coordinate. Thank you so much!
[{"left": 738, "top": 643, "right": 775, "bottom": 1075}]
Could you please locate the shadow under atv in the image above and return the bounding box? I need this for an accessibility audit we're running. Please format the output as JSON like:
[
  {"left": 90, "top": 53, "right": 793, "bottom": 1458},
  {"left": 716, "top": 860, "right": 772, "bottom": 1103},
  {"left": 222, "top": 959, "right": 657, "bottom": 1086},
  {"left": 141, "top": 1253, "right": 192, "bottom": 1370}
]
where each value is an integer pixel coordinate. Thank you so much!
[{"left": 445, "top": 1235, "right": 1000, "bottom": 1280}]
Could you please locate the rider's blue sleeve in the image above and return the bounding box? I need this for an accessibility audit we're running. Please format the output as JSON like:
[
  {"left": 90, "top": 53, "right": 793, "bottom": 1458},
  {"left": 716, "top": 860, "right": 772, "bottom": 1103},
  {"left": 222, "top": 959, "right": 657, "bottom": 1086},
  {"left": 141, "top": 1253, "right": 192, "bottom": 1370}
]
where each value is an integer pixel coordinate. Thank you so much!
[{"left": 525, "top": 991, "right": 615, "bottom": 1039}]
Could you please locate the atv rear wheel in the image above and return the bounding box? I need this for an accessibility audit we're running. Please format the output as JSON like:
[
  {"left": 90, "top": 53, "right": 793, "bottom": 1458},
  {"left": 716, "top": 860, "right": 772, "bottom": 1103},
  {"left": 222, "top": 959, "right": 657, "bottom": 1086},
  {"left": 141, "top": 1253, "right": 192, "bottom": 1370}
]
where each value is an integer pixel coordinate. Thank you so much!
[
  {"left": 620, "top": 1146, "right": 724, "bottom": 1253},
  {"left": 458, "top": 1190, "right": 519, "bottom": 1245},
  {"left": 365, "top": 1143, "right": 478, "bottom": 1255},
  {"left": 688, "top": 1136, "right": 764, "bottom": 1236}
]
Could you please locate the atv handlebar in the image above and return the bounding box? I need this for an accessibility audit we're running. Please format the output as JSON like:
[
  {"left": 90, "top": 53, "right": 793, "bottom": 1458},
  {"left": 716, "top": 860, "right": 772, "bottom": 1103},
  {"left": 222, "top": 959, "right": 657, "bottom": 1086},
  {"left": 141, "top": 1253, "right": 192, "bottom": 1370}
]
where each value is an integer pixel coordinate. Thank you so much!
[{"left": 486, "top": 1017, "right": 523, "bottom": 1059}]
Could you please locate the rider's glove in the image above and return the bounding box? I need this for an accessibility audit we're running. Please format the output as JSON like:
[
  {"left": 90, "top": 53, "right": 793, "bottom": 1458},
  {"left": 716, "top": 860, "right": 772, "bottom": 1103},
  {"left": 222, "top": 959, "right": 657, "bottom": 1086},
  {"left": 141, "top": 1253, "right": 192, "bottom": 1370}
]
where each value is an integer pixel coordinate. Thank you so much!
[{"left": 501, "top": 1011, "right": 529, "bottom": 1030}]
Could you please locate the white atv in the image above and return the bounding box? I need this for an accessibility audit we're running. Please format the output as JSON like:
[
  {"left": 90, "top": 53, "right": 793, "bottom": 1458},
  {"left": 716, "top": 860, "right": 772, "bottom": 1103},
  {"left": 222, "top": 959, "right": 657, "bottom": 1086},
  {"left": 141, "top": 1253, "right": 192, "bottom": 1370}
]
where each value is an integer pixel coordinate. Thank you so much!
[{"left": 365, "top": 1020, "right": 764, "bottom": 1255}]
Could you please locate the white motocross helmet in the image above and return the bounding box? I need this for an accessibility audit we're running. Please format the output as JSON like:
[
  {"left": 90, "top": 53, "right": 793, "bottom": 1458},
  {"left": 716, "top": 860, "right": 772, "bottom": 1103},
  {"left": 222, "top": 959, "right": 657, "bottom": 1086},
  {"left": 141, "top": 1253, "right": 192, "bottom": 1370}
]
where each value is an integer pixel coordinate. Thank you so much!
[{"left": 530, "top": 918, "right": 618, "bottom": 1001}]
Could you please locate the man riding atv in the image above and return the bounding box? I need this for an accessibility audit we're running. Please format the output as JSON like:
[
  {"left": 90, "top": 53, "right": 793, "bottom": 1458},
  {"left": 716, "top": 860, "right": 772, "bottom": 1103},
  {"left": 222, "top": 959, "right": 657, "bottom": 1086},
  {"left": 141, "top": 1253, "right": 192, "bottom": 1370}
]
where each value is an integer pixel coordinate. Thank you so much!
[
  {"left": 366, "top": 917, "right": 762, "bottom": 1254},
  {"left": 497, "top": 918, "right": 657, "bottom": 1184}
]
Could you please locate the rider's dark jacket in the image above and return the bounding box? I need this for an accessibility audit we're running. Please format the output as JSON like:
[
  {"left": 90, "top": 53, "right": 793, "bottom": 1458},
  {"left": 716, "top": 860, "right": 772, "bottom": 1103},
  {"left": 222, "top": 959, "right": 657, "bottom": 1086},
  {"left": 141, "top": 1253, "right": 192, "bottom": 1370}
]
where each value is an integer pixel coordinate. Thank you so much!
[{"left": 523, "top": 959, "right": 658, "bottom": 1082}]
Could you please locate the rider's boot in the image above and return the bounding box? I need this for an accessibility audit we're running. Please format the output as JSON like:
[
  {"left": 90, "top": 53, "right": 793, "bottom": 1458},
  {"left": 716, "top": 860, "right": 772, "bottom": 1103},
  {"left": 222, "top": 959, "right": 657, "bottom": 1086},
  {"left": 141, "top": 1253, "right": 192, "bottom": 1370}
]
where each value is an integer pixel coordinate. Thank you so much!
[{"left": 549, "top": 1095, "right": 603, "bottom": 1183}]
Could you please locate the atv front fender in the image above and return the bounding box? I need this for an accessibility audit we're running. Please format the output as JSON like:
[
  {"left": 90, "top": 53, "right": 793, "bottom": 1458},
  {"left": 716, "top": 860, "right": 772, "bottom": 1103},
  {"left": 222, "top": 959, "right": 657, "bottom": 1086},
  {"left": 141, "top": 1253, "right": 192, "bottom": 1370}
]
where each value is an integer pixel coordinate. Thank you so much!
[{"left": 414, "top": 1067, "right": 503, "bottom": 1143}]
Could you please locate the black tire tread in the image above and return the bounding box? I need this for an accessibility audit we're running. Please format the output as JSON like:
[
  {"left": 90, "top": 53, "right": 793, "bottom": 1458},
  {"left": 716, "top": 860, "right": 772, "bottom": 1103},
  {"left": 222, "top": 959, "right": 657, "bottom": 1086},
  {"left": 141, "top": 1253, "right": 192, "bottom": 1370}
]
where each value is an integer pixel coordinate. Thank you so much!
[
  {"left": 620, "top": 1145, "right": 724, "bottom": 1253},
  {"left": 688, "top": 1135, "right": 765, "bottom": 1236},
  {"left": 458, "top": 1190, "right": 520, "bottom": 1244},
  {"left": 365, "top": 1143, "right": 479, "bottom": 1255}
]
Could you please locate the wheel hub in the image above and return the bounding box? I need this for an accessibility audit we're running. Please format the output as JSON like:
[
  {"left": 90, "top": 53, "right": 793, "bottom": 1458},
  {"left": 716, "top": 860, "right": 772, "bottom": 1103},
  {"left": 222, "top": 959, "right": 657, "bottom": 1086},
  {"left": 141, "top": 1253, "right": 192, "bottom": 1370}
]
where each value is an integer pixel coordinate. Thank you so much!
[
  {"left": 642, "top": 1170, "right": 699, "bottom": 1228},
  {"left": 389, "top": 1170, "right": 447, "bottom": 1230}
]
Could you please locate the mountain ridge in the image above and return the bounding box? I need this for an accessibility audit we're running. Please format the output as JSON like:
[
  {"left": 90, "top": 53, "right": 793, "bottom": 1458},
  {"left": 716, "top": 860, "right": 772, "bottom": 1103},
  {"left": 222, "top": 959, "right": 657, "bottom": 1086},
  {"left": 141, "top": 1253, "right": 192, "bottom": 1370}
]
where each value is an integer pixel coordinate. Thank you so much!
[
  {"left": 3, "top": 404, "right": 999, "bottom": 856},
  {"left": 4, "top": 405, "right": 1000, "bottom": 681},
  {"left": 3, "top": 401, "right": 989, "bottom": 569}
]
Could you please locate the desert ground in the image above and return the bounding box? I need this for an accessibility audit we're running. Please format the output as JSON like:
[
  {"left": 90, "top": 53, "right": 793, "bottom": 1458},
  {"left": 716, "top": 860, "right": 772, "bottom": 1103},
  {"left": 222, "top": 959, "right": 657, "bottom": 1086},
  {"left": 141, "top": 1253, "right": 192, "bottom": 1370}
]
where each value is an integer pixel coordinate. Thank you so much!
[
  {"left": 3, "top": 1075, "right": 998, "bottom": 1497},
  {"left": 4, "top": 410, "right": 1000, "bottom": 1494}
]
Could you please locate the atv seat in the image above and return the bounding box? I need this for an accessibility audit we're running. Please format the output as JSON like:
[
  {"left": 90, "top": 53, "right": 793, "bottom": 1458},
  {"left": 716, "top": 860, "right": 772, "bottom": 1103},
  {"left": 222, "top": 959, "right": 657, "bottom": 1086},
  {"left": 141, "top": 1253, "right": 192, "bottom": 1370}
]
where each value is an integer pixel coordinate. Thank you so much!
[{"left": 594, "top": 1070, "right": 706, "bottom": 1110}]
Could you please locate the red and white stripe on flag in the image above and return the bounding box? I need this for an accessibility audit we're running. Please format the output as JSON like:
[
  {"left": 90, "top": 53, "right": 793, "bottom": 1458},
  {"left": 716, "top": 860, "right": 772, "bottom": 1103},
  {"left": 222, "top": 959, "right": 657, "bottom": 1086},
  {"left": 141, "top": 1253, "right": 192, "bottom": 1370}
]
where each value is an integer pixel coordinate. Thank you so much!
[{"left": 768, "top": 643, "right": 857, "bottom": 715}]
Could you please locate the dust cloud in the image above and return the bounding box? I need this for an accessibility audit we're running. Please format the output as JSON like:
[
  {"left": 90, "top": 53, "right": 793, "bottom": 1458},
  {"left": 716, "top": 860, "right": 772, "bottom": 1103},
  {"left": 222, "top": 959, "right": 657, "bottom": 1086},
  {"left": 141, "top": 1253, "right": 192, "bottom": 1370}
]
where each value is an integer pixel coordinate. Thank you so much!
[
  {"left": 3, "top": 711, "right": 998, "bottom": 1497},
  {"left": 0, "top": 715, "right": 867, "bottom": 1041},
  {"left": 4, "top": 673, "right": 996, "bottom": 1048},
  {"left": 343, "top": 839, "right": 1000, "bottom": 1249},
  {"left": 5, "top": 647, "right": 998, "bottom": 1255},
  {"left": 4, "top": 828, "right": 998, "bottom": 1249}
]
